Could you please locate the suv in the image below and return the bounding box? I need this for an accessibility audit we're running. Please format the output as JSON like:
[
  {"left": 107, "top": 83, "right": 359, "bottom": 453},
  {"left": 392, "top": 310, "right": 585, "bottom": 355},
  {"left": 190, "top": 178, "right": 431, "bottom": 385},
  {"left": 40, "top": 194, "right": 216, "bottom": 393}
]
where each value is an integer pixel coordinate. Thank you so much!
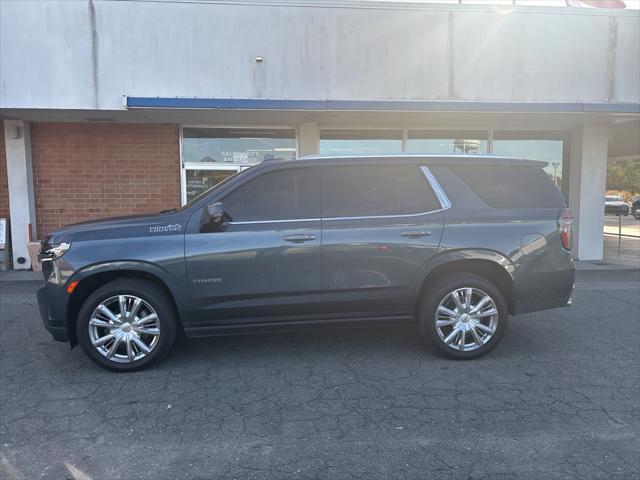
[{"left": 37, "top": 155, "right": 575, "bottom": 371}]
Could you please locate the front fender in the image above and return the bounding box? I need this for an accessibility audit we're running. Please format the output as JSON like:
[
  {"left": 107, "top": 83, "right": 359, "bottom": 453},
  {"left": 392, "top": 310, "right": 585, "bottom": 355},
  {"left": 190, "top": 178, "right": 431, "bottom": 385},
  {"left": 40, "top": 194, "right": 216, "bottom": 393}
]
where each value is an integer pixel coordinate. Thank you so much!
[{"left": 70, "top": 260, "right": 188, "bottom": 313}]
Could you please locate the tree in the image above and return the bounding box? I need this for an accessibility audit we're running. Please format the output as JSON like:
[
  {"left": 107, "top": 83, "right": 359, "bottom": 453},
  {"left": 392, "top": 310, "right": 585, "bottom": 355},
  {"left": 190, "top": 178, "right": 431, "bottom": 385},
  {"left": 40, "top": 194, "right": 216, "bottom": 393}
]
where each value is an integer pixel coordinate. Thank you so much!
[{"left": 607, "top": 159, "right": 640, "bottom": 199}]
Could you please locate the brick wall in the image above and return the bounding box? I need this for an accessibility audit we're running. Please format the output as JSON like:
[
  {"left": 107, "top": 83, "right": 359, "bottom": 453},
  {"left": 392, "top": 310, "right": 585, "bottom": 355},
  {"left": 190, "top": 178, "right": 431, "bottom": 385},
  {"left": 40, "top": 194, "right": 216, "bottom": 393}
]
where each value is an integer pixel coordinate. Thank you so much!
[{"left": 31, "top": 123, "right": 180, "bottom": 238}]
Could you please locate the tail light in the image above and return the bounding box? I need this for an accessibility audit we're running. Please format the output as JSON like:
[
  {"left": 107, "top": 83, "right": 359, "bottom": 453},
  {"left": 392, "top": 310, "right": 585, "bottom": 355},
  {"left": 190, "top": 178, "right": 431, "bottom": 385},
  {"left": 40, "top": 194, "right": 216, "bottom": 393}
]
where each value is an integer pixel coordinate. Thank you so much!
[{"left": 558, "top": 208, "right": 573, "bottom": 251}]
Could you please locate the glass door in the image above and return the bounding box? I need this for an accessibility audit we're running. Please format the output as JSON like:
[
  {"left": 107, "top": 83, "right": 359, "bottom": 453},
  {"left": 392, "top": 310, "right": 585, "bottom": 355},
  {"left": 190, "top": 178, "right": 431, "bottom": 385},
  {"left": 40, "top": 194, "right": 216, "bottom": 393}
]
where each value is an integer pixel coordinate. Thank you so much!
[
  {"left": 180, "top": 127, "right": 297, "bottom": 204},
  {"left": 183, "top": 165, "right": 240, "bottom": 204}
]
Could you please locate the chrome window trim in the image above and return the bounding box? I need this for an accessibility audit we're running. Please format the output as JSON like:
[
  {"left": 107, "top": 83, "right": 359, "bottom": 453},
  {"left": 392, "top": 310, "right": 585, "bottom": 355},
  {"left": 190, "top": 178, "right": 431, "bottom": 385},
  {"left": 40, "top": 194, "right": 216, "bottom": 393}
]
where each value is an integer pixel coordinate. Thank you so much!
[
  {"left": 421, "top": 166, "right": 452, "bottom": 211},
  {"left": 322, "top": 209, "right": 442, "bottom": 222},
  {"left": 227, "top": 218, "right": 321, "bottom": 225},
  {"left": 227, "top": 208, "right": 445, "bottom": 224},
  {"left": 225, "top": 165, "right": 451, "bottom": 225}
]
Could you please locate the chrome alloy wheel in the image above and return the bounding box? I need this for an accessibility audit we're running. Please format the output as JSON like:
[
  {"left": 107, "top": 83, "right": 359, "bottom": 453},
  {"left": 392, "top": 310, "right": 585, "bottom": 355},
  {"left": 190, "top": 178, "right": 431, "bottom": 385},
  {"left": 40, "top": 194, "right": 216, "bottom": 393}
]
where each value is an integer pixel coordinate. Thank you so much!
[
  {"left": 88, "top": 295, "right": 160, "bottom": 363},
  {"left": 435, "top": 287, "right": 498, "bottom": 352}
]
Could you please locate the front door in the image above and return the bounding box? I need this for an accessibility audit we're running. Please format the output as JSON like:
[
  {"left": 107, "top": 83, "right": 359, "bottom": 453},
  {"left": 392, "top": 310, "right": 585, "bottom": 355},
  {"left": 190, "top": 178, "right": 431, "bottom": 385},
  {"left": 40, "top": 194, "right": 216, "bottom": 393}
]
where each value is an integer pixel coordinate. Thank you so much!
[
  {"left": 320, "top": 163, "right": 445, "bottom": 317},
  {"left": 184, "top": 166, "right": 322, "bottom": 326}
]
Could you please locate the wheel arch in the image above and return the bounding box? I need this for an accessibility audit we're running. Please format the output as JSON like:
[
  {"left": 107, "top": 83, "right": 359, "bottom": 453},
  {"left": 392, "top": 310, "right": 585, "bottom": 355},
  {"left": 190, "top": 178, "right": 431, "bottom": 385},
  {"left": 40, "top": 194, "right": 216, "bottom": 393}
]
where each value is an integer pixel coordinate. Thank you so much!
[
  {"left": 414, "top": 250, "right": 518, "bottom": 315},
  {"left": 65, "top": 263, "right": 183, "bottom": 347}
]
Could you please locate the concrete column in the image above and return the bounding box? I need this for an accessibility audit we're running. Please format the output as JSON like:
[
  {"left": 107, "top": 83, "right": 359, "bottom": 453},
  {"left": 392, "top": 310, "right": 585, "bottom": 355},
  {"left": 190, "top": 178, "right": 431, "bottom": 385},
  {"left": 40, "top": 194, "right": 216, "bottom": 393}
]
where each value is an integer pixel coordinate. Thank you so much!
[
  {"left": 298, "top": 122, "right": 319, "bottom": 157},
  {"left": 4, "top": 120, "right": 37, "bottom": 269},
  {"left": 568, "top": 124, "right": 609, "bottom": 261}
]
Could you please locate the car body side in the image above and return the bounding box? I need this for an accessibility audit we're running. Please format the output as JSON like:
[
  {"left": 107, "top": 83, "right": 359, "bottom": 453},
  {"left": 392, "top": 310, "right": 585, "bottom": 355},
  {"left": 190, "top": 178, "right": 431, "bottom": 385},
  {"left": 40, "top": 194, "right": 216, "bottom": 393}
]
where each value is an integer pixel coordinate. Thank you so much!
[{"left": 38, "top": 157, "right": 575, "bottom": 346}]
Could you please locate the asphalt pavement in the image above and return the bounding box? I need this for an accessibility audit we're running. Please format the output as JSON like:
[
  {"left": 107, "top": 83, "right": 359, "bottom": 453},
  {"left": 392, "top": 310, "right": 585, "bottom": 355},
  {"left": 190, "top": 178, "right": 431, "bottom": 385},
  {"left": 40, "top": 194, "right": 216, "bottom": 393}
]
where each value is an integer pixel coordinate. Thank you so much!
[{"left": 1, "top": 270, "right": 639, "bottom": 480}]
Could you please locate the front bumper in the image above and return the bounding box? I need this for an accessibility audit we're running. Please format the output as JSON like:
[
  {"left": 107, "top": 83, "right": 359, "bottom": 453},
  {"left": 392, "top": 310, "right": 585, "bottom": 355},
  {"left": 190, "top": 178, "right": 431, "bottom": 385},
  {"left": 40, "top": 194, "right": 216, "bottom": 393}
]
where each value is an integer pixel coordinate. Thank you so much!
[{"left": 37, "top": 286, "right": 69, "bottom": 342}]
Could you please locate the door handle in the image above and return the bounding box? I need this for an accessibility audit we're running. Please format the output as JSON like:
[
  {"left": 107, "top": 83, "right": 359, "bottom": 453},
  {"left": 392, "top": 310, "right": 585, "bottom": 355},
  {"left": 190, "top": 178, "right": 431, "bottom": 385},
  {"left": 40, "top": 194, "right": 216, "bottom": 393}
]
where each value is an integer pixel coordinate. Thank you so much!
[
  {"left": 284, "top": 234, "right": 316, "bottom": 243},
  {"left": 400, "top": 231, "right": 431, "bottom": 238}
]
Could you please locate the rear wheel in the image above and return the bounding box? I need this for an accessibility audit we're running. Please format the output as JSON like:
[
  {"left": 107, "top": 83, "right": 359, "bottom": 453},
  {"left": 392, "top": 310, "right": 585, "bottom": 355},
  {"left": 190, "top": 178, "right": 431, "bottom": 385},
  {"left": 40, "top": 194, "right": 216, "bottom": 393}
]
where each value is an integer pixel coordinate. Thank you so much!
[
  {"left": 76, "top": 279, "right": 178, "bottom": 371},
  {"left": 633, "top": 205, "right": 640, "bottom": 220},
  {"left": 418, "top": 273, "right": 508, "bottom": 359}
]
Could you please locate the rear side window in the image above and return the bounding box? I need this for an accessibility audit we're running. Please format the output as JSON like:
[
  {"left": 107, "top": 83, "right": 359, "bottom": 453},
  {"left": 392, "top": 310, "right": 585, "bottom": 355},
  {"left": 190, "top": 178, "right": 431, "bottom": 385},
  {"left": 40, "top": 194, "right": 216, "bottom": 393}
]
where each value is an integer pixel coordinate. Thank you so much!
[
  {"left": 448, "top": 164, "right": 564, "bottom": 209},
  {"left": 322, "top": 165, "right": 440, "bottom": 218},
  {"left": 223, "top": 168, "right": 320, "bottom": 221}
]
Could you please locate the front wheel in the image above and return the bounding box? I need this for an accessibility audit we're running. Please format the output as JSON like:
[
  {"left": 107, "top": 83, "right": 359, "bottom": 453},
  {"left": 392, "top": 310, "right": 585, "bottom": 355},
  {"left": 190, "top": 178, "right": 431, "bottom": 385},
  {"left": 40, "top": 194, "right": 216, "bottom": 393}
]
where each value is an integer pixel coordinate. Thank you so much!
[
  {"left": 76, "top": 279, "right": 178, "bottom": 371},
  {"left": 418, "top": 273, "right": 508, "bottom": 359},
  {"left": 633, "top": 206, "right": 640, "bottom": 220}
]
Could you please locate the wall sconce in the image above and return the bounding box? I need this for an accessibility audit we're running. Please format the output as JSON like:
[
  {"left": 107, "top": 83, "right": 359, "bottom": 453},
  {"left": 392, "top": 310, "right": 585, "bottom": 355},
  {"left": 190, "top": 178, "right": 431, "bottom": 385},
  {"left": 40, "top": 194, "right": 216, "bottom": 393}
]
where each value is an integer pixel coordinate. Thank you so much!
[{"left": 255, "top": 56, "right": 264, "bottom": 63}]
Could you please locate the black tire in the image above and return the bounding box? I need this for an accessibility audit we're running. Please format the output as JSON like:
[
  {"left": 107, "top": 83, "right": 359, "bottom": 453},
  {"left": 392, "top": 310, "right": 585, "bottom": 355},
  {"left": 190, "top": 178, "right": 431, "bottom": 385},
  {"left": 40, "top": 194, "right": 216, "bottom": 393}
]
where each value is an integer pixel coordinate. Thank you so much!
[
  {"left": 76, "top": 279, "right": 178, "bottom": 372},
  {"left": 418, "top": 273, "right": 508, "bottom": 360},
  {"left": 633, "top": 206, "right": 640, "bottom": 220}
]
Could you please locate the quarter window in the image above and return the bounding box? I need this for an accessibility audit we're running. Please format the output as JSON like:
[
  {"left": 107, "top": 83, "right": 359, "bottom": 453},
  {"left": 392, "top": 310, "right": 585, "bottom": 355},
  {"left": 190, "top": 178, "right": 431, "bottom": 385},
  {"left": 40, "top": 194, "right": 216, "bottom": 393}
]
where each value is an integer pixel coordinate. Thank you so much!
[
  {"left": 448, "top": 164, "right": 565, "bottom": 209},
  {"left": 223, "top": 169, "right": 320, "bottom": 222},
  {"left": 322, "top": 165, "right": 440, "bottom": 218}
]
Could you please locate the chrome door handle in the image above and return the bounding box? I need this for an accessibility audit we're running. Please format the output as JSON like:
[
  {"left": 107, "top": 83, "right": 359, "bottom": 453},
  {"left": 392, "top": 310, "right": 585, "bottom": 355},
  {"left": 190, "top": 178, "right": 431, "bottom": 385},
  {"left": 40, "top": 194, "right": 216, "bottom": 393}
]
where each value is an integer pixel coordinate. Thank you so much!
[
  {"left": 400, "top": 231, "right": 431, "bottom": 238},
  {"left": 284, "top": 234, "right": 316, "bottom": 243}
]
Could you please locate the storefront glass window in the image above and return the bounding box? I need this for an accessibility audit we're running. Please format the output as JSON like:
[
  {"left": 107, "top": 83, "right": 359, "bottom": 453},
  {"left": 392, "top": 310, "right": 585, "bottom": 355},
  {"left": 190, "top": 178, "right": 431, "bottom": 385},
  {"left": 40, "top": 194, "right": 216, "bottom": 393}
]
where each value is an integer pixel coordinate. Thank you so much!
[
  {"left": 406, "top": 130, "right": 488, "bottom": 155},
  {"left": 182, "top": 128, "right": 296, "bottom": 165},
  {"left": 182, "top": 127, "right": 297, "bottom": 203},
  {"left": 319, "top": 129, "right": 403, "bottom": 156},
  {"left": 492, "top": 135, "right": 565, "bottom": 188}
]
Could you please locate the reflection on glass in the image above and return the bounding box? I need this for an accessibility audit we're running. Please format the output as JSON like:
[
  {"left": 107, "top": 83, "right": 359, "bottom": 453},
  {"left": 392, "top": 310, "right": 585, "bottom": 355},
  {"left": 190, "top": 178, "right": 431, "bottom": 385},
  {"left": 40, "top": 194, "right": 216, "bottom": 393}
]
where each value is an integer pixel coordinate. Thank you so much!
[
  {"left": 319, "top": 129, "right": 403, "bottom": 156},
  {"left": 183, "top": 128, "right": 296, "bottom": 164},
  {"left": 186, "top": 170, "right": 236, "bottom": 202},
  {"left": 492, "top": 137, "right": 564, "bottom": 187},
  {"left": 406, "top": 130, "right": 488, "bottom": 155}
]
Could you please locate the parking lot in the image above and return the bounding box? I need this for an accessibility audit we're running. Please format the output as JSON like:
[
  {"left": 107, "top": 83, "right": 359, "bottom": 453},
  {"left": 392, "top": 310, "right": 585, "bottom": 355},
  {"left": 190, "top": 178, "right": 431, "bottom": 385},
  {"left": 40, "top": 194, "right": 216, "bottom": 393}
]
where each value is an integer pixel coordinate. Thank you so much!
[{"left": 1, "top": 270, "right": 639, "bottom": 480}]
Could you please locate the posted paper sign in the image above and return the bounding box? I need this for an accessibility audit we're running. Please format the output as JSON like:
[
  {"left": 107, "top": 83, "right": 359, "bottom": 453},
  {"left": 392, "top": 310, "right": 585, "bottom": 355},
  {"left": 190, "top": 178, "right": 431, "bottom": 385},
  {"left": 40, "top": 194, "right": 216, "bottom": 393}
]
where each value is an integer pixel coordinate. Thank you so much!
[{"left": 0, "top": 218, "right": 6, "bottom": 249}]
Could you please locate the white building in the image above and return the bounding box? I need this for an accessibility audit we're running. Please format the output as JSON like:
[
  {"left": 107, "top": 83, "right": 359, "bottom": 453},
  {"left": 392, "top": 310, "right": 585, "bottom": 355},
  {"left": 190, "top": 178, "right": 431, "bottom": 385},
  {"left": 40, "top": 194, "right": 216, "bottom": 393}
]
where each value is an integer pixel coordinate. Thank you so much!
[{"left": 1, "top": 0, "right": 639, "bottom": 268}]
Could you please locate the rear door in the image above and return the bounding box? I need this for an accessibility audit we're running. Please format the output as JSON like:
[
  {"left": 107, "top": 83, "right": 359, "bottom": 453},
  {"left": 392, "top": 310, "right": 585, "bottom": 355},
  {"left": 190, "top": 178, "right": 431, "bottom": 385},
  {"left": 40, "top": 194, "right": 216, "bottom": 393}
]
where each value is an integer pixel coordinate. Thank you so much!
[{"left": 320, "top": 163, "right": 445, "bottom": 318}]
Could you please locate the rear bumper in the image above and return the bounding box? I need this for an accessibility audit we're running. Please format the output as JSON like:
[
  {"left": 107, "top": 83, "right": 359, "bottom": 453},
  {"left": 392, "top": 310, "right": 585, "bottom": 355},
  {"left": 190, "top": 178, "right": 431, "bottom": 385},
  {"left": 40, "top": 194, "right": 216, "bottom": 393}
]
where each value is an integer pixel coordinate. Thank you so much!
[
  {"left": 37, "top": 286, "right": 69, "bottom": 342},
  {"left": 512, "top": 259, "right": 575, "bottom": 315}
]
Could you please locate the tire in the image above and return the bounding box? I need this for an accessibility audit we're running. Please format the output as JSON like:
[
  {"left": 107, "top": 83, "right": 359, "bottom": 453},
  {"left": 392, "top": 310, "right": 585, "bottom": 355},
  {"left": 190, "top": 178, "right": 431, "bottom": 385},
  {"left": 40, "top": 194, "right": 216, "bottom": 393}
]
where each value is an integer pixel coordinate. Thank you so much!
[
  {"left": 633, "top": 206, "right": 640, "bottom": 220},
  {"left": 418, "top": 273, "right": 508, "bottom": 360},
  {"left": 76, "top": 279, "right": 178, "bottom": 372}
]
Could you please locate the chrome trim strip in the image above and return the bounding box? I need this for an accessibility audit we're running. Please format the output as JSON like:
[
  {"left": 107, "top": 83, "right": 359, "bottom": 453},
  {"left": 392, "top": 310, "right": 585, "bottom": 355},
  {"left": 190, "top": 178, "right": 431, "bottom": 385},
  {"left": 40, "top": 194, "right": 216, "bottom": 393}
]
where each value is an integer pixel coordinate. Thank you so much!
[
  {"left": 227, "top": 218, "right": 321, "bottom": 225},
  {"left": 421, "top": 166, "right": 452, "bottom": 211},
  {"left": 323, "top": 209, "right": 442, "bottom": 221},
  {"left": 228, "top": 209, "right": 444, "bottom": 224},
  {"left": 227, "top": 168, "right": 450, "bottom": 225}
]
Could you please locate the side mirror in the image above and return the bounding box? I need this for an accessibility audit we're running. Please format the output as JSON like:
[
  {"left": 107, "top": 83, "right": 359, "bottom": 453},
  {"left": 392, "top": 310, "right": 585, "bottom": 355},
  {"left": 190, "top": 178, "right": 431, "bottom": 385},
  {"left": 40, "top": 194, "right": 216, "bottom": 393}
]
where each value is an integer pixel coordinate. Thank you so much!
[{"left": 206, "top": 202, "right": 225, "bottom": 223}]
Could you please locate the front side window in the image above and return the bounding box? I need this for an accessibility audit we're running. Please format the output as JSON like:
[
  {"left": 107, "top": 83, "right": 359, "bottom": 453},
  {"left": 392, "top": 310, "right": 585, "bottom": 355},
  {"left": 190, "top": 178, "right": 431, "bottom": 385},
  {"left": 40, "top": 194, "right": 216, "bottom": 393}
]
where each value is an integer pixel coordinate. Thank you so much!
[
  {"left": 223, "top": 169, "right": 320, "bottom": 222},
  {"left": 322, "top": 165, "right": 440, "bottom": 218}
]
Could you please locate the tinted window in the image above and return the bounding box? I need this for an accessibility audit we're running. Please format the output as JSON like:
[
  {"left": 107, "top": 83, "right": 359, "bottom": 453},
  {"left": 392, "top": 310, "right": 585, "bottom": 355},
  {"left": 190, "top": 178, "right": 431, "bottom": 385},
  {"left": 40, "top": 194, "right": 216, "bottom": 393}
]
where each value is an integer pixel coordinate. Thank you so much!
[
  {"left": 448, "top": 164, "right": 565, "bottom": 209},
  {"left": 224, "top": 168, "right": 319, "bottom": 221},
  {"left": 322, "top": 165, "right": 440, "bottom": 218}
]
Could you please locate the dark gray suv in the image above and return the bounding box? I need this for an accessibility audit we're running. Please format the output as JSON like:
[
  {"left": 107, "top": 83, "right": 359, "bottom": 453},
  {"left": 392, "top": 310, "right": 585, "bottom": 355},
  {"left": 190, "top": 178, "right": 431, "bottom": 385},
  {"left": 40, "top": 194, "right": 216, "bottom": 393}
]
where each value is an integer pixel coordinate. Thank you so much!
[{"left": 37, "top": 155, "right": 575, "bottom": 371}]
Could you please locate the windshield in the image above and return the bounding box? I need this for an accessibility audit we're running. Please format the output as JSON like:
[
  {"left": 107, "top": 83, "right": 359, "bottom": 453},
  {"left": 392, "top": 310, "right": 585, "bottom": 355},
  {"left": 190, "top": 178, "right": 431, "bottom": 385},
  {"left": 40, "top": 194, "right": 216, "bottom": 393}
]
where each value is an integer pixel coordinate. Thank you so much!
[
  {"left": 177, "top": 169, "right": 247, "bottom": 211},
  {"left": 606, "top": 196, "right": 623, "bottom": 202}
]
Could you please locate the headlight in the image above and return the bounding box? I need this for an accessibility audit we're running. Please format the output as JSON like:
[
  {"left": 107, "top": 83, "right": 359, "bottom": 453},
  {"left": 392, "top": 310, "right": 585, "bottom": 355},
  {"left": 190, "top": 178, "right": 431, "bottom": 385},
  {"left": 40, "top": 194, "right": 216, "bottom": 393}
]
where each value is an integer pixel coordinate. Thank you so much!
[{"left": 41, "top": 242, "right": 71, "bottom": 261}]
